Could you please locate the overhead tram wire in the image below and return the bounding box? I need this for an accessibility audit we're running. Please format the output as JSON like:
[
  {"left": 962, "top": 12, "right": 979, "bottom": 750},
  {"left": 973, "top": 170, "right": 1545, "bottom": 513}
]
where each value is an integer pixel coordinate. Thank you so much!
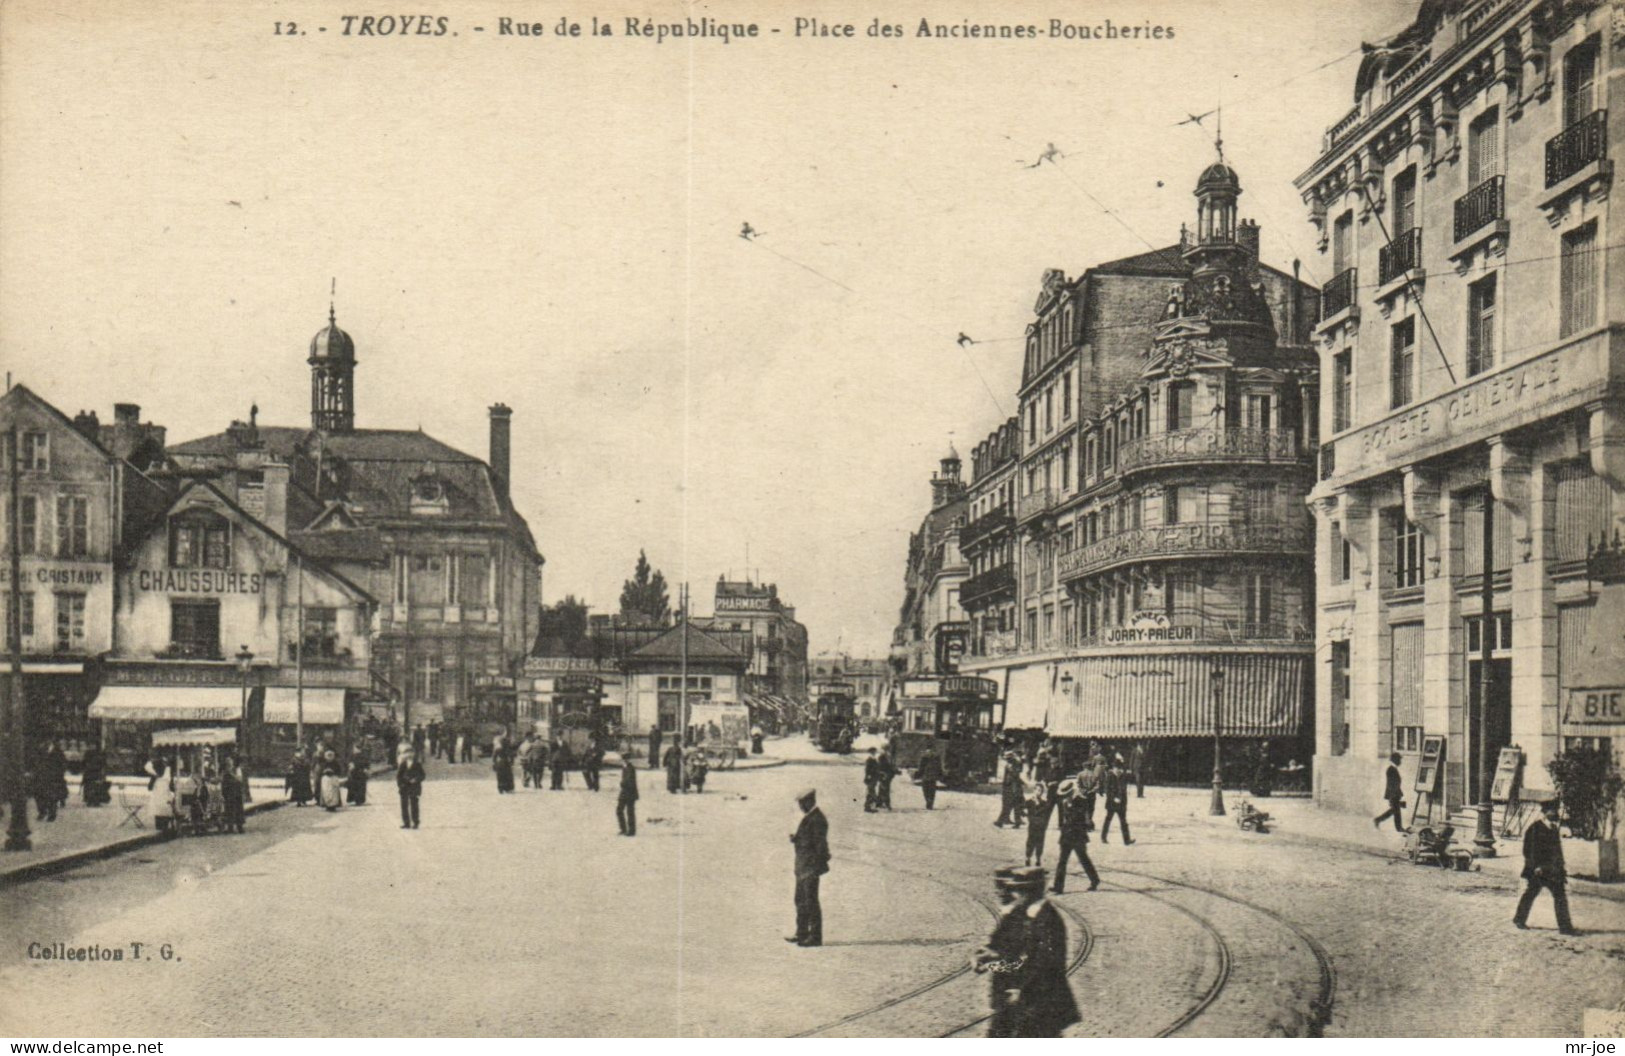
[
  {"left": 1355, "top": 181, "right": 1456, "bottom": 387},
  {"left": 740, "top": 234, "right": 856, "bottom": 294}
]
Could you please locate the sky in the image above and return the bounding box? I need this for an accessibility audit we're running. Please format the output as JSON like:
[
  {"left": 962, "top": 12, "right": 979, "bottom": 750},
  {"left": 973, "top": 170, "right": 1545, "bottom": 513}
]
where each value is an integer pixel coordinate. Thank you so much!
[{"left": 1, "top": 0, "right": 1419, "bottom": 657}]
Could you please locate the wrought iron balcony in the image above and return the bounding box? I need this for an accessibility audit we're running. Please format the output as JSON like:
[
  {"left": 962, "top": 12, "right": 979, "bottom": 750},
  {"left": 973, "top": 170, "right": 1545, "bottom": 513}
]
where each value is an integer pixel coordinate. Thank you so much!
[
  {"left": 1057, "top": 519, "right": 1314, "bottom": 583},
  {"left": 961, "top": 565, "right": 1016, "bottom": 608},
  {"left": 1321, "top": 267, "right": 1356, "bottom": 320},
  {"left": 959, "top": 505, "right": 1013, "bottom": 550},
  {"left": 1546, "top": 110, "right": 1608, "bottom": 188},
  {"left": 1017, "top": 488, "right": 1055, "bottom": 523},
  {"left": 1116, "top": 427, "right": 1305, "bottom": 475},
  {"left": 1378, "top": 228, "right": 1422, "bottom": 285},
  {"left": 1453, "top": 175, "right": 1504, "bottom": 243}
]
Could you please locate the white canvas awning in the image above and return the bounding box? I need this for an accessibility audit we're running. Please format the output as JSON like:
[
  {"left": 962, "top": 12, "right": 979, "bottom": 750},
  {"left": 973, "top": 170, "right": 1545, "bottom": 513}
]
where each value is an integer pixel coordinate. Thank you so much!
[
  {"left": 1003, "top": 665, "right": 1050, "bottom": 730},
  {"left": 263, "top": 687, "right": 346, "bottom": 725},
  {"left": 89, "top": 685, "right": 244, "bottom": 722}
]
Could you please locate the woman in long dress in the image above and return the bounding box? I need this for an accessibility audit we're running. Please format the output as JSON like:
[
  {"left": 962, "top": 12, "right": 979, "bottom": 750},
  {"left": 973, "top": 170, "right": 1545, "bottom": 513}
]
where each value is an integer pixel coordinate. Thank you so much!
[
  {"left": 286, "top": 751, "right": 313, "bottom": 806},
  {"left": 494, "top": 743, "right": 516, "bottom": 794},
  {"left": 318, "top": 752, "right": 344, "bottom": 811},
  {"left": 146, "top": 754, "right": 173, "bottom": 828}
]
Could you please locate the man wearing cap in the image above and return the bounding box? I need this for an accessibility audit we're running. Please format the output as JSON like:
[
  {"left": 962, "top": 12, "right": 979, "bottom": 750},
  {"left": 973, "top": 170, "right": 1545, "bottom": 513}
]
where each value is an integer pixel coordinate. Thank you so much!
[
  {"left": 788, "top": 788, "right": 830, "bottom": 947},
  {"left": 1514, "top": 801, "right": 1579, "bottom": 935},
  {"left": 1050, "top": 777, "right": 1100, "bottom": 894},
  {"left": 994, "top": 747, "right": 1025, "bottom": 829},
  {"left": 396, "top": 747, "right": 425, "bottom": 830},
  {"left": 974, "top": 865, "right": 1080, "bottom": 1037}
]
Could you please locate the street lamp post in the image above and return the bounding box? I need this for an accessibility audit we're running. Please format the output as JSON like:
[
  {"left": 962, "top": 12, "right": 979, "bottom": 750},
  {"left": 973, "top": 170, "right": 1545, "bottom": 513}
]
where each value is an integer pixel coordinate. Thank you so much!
[
  {"left": 4, "top": 422, "right": 31, "bottom": 851},
  {"left": 1473, "top": 487, "right": 1498, "bottom": 857},
  {"left": 236, "top": 645, "right": 254, "bottom": 764},
  {"left": 1209, "top": 661, "right": 1226, "bottom": 817}
]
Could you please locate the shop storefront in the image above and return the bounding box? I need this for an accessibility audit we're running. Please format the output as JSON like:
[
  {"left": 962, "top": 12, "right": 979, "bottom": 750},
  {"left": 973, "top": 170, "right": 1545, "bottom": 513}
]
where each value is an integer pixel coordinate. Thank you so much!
[{"left": 89, "top": 663, "right": 259, "bottom": 773}]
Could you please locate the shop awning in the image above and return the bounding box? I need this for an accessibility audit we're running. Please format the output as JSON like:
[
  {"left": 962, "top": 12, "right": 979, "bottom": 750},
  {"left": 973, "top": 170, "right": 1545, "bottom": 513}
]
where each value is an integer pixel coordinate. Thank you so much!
[
  {"left": 88, "top": 686, "right": 244, "bottom": 722},
  {"left": 263, "top": 687, "right": 347, "bottom": 725},
  {"left": 1003, "top": 665, "right": 1051, "bottom": 730},
  {"left": 1049, "top": 653, "right": 1307, "bottom": 739},
  {"left": 1564, "top": 583, "right": 1625, "bottom": 725}
]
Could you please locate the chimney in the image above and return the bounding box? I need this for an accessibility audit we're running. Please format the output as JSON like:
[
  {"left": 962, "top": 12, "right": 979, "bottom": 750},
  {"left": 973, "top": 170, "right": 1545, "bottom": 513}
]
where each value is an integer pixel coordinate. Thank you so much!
[
  {"left": 262, "top": 460, "right": 289, "bottom": 536},
  {"left": 488, "top": 403, "right": 512, "bottom": 496},
  {"left": 1237, "top": 219, "right": 1260, "bottom": 262},
  {"left": 114, "top": 403, "right": 140, "bottom": 425},
  {"left": 72, "top": 410, "right": 101, "bottom": 442}
]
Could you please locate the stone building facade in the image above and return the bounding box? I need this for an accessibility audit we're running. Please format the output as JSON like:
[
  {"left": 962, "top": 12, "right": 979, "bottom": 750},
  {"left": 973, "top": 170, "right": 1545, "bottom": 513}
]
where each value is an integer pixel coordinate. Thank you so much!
[
  {"left": 890, "top": 448, "right": 970, "bottom": 678},
  {"left": 1296, "top": 0, "right": 1625, "bottom": 812}
]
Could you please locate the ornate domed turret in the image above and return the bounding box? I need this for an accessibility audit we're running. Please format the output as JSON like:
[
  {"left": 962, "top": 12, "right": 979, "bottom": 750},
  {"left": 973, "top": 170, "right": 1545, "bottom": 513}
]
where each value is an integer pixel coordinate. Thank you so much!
[
  {"left": 1196, "top": 160, "right": 1241, "bottom": 195},
  {"left": 309, "top": 303, "right": 357, "bottom": 432},
  {"left": 309, "top": 306, "right": 355, "bottom": 362},
  {"left": 1174, "top": 152, "right": 1276, "bottom": 332}
]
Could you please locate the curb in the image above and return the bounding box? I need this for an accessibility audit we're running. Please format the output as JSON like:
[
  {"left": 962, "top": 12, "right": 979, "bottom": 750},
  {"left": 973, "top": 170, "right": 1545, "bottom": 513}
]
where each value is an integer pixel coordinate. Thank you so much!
[{"left": 0, "top": 798, "right": 285, "bottom": 887}]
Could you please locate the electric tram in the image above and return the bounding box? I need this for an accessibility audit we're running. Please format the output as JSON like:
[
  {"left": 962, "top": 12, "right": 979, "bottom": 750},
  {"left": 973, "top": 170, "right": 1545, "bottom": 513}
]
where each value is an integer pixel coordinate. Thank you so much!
[
  {"left": 810, "top": 679, "right": 858, "bottom": 753},
  {"left": 891, "top": 674, "right": 1001, "bottom": 787}
]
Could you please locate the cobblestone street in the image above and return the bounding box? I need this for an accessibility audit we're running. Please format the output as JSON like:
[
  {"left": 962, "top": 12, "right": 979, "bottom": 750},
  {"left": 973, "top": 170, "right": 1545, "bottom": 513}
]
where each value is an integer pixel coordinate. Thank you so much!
[{"left": 2, "top": 745, "right": 1621, "bottom": 1037}]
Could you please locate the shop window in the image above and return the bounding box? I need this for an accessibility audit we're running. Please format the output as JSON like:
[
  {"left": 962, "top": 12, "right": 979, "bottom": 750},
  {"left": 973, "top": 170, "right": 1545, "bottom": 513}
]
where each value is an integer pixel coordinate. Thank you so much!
[
  {"left": 1333, "top": 351, "right": 1353, "bottom": 433},
  {"left": 2, "top": 591, "right": 35, "bottom": 648},
  {"left": 1391, "top": 510, "right": 1426, "bottom": 589},
  {"left": 169, "top": 510, "right": 230, "bottom": 569},
  {"left": 168, "top": 599, "right": 220, "bottom": 659},
  {"left": 300, "top": 607, "right": 340, "bottom": 659},
  {"left": 1561, "top": 221, "right": 1599, "bottom": 337},
  {"left": 1390, "top": 318, "right": 1415, "bottom": 409},
  {"left": 1466, "top": 274, "right": 1497, "bottom": 377},
  {"left": 55, "top": 495, "right": 89, "bottom": 559},
  {"left": 1330, "top": 640, "right": 1350, "bottom": 756},
  {"left": 55, "top": 592, "right": 86, "bottom": 652},
  {"left": 1, "top": 495, "right": 39, "bottom": 554}
]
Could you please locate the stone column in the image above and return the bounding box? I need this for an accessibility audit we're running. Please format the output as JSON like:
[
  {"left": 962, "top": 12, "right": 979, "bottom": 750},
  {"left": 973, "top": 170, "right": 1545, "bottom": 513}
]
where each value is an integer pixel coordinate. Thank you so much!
[{"left": 1496, "top": 437, "right": 1559, "bottom": 785}]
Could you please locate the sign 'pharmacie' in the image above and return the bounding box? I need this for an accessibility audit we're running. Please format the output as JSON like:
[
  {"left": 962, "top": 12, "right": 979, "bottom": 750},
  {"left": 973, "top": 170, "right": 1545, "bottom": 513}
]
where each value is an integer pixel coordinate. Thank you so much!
[{"left": 135, "top": 568, "right": 264, "bottom": 594}]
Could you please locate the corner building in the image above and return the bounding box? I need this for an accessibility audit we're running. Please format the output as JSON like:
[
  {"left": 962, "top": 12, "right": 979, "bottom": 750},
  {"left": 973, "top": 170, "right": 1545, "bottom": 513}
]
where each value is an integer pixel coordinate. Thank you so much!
[{"left": 1296, "top": 0, "right": 1625, "bottom": 813}]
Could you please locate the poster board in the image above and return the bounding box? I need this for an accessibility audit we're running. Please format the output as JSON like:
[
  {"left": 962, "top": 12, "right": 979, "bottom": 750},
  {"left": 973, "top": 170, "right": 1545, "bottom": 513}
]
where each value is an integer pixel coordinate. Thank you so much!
[
  {"left": 1414, "top": 735, "right": 1446, "bottom": 794},
  {"left": 1490, "top": 746, "right": 1523, "bottom": 804}
]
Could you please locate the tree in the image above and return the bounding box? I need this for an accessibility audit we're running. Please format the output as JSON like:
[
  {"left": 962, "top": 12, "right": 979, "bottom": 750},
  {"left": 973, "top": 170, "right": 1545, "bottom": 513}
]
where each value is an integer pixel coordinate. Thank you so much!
[
  {"left": 536, "top": 595, "right": 590, "bottom": 648},
  {"left": 619, "top": 550, "right": 672, "bottom": 627}
]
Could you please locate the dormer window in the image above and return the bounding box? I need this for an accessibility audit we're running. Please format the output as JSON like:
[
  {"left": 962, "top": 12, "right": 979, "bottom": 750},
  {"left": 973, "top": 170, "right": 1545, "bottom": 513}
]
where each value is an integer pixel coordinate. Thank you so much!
[
  {"left": 409, "top": 461, "right": 450, "bottom": 516},
  {"left": 416, "top": 479, "right": 443, "bottom": 503},
  {"left": 169, "top": 509, "right": 231, "bottom": 569}
]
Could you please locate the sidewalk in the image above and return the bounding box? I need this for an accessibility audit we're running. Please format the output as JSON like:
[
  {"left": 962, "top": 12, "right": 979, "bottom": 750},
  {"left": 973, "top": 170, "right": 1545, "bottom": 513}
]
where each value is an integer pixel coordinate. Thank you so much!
[
  {"left": 1178, "top": 786, "right": 1625, "bottom": 903},
  {"left": 0, "top": 774, "right": 287, "bottom": 886}
]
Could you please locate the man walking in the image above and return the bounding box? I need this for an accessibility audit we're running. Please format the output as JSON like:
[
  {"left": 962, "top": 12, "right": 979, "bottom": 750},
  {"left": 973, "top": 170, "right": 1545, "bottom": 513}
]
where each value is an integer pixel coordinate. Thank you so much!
[
  {"left": 663, "top": 741, "right": 685, "bottom": 794},
  {"left": 1050, "top": 778, "right": 1100, "bottom": 894},
  {"left": 877, "top": 746, "right": 897, "bottom": 811},
  {"left": 617, "top": 754, "right": 639, "bottom": 836},
  {"left": 648, "top": 724, "right": 663, "bottom": 771},
  {"left": 396, "top": 747, "right": 425, "bottom": 829},
  {"left": 917, "top": 745, "right": 943, "bottom": 810},
  {"left": 1100, "top": 755, "right": 1134, "bottom": 845},
  {"left": 1514, "top": 802, "right": 1579, "bottom": 935},
  {"left": 974, "top": 866, "right": 1080, "bottom": 1037},
  {"left": 994, "top": 748, "right": 1024, "bottom": 829},
  {"left": 581, "top": 737, "right": 602, "bottom": 792},
  {"left": 1132, "top": 740, "right": 1147, "bottom": 798},
  {"left": 1372, "top": 751, "right": 1409, "bottom": 834},
  {"left": 788, "top": 788, "right": 830, "bottom": 947},
  {"left": 863, "top": 748, "right": 881, "bottom": 813},
  {"left": 550, "top": 740, "right": 571, "bottom": 791}
]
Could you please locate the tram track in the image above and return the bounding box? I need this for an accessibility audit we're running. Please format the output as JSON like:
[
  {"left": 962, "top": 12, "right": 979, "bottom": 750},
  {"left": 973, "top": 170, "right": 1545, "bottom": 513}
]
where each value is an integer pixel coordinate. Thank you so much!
[{"left": 851, "top": 824, "right": 1331, "bottom": 1037}]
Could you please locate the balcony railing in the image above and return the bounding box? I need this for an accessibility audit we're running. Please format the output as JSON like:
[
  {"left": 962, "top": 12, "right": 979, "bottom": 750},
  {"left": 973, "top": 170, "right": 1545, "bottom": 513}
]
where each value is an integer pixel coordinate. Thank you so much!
[
  {"left": 960, "top": 565, "right": 1016, "bottom": 608},
  {"left": 1321, "top": 267, "right": 1356, "bottom": 319},
  {"left": 972, "top": 628, "right": 1019, "bottom": 658},
  {"left": 1378, "top": 228, "right": 1422, "bottom": 285},
  {"left": 1546, "top": 110, "right": 1608, "bottom": 188},
  {"left": 1117, "top": 427, "right": 1304, "bottom": 474},
  {"left": 960, "top": 505, "right": 1013, "bottom": 550},
  {"left": 1453, "top": 175, "right": 1504, "bottom": 243},
  {"left": 1017, "top": 488, "right": 1055, "bottom": 523},
  {"left": 1058, "top": 519, "right": 1314, "bottom": 582}
]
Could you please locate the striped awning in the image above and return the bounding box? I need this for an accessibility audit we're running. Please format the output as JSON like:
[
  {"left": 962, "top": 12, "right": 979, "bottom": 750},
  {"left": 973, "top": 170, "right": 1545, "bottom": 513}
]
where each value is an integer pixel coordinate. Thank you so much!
[
  {"left": 264, "top": 687, "right": 346, "bottom": 725},
  {"left": 1003, "top": 665, "right": 1051, "bottom": 730},
  {"left": 89, "top": 686, "right": 243, "bottom": 722},
  {"left": 1048, "top": 653, "right": 1307, "bottom": 739}
]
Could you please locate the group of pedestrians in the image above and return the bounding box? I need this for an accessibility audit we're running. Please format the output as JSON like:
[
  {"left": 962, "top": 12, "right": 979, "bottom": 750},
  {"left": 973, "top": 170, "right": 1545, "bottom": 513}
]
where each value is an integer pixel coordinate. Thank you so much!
[
  {"left": 993, "top": 740, "right": 1137, "bottom": 895},
  {"left": 493, "top": 731, "right": 606, "bottom": 795},
  {"left": 284, "top": 742, "right": 371, "bottom": 812}
]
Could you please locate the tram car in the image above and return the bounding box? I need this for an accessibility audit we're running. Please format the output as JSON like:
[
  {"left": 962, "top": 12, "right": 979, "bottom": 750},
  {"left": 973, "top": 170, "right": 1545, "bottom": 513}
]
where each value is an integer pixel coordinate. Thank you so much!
[
  {"left": 548, "top": 674, "right": 608, "bottom": 760},
  {"left": 891, "top": 675, "right": 1002, "bottom": 787},
  {"left": 810, "top": 680, "right": 858, "bottom": 753}
]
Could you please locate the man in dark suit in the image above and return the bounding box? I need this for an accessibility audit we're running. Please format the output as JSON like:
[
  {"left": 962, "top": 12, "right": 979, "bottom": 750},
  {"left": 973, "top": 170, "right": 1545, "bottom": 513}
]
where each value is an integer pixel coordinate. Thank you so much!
[
  {"left": 917, "top": 746, "right": 943, "bottom": 810},
  {"left": 1050, "top": 777, "right": 1100, "bottom": 894},
  {"left": 1100, "top": 756, "right": 1134, "bottom": 845},
  {"left": 396, "top": 748, "right": 425, "bottom": 829},
  {"left": 1514, "top": 802, "right": 1578, "bottom": 935},
  {"left": 974, "top": 865, "right": 1081, "bottom": 1037},
  {"left": 788, "top": 788, "right": 830, "bottom": 947},
  {"left": 616, "top": 755, "right": 639, "bottom": 836},
  {"left": 1372, "top": 752, "right": 1409, "bottom": 833},
  {"left": 877, "top": 748, "right": 897, "bottom": 811},
  {"left": 862, "top": 748, "right": 881, "bottom": 813},
  {"left": 648, "top": 724, "right": 663, "bottom": 771}
]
